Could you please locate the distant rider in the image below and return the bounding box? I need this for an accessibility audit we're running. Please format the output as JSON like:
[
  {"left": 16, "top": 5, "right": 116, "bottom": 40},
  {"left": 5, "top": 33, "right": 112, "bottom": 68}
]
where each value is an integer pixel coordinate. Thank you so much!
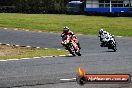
[
  {"left": 98, "top": 28, "right": 114, "bottom": 47},
  {"left": 61, "top": 26, "right": 81, "bottom": 49}
]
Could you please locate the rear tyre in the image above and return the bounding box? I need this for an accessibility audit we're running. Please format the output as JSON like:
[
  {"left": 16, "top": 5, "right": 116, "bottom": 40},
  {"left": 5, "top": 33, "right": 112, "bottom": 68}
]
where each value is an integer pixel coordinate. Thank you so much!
[{"left": 109, "top": 41, "right": 117, "bottom": 52}]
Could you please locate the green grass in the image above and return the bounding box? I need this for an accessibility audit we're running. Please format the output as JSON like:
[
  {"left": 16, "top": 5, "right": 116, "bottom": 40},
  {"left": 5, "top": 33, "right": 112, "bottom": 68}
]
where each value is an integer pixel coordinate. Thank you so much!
[
  {"left": 0, "top": 13, "right": 132, "bottom": 36},
  {"left": 0, "top": 48, "right": 69, "bottom": 60}
]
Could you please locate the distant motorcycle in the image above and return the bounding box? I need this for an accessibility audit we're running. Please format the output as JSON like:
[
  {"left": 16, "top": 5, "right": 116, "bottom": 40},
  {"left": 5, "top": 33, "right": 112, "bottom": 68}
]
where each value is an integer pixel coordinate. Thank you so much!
[
  {"left": 61, "top": 35, "right": 81, "bottom": 56},
  {"left": 107, "top": 37, "right": 117, "bottom": 52},
  {"left": 99, "top": 35, "right": 117, "bottom": 52}
]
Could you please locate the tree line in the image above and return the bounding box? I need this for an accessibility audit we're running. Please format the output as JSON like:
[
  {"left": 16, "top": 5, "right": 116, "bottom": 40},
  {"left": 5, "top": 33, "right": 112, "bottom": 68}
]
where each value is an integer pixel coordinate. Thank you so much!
[{"left": 0, "top": 0, "right": 71, "bottom": 13}]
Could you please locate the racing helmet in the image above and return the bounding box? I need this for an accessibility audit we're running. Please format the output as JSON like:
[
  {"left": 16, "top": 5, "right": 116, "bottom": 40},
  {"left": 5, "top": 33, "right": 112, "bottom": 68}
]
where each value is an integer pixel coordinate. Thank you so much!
[
  {"left": 63, "top": 26, "right": 69, "bottom": 33},
  {"left": 99, "top": 28, "right": 104, "bottom": 34}
]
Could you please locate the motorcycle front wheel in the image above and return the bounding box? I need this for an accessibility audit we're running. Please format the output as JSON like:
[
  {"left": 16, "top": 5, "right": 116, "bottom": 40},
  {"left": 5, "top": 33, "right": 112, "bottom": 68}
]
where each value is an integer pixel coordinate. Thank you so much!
[
  {"left": 111, "top": 42, "right": 117, "bottom": 52},
  {"left": 76, "top": 51, "right": 81, "bottom": 56},
  {"left": 66, "top": 44, "right": 76, "bottom": 56}
]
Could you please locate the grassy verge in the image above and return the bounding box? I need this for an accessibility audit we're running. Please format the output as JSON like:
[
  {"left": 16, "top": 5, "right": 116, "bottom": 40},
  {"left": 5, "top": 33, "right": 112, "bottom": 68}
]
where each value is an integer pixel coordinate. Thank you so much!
[
  {"left": 0, "top": 13, "right": 132, "bottom": 36},
  {"left": 0, "top": 45, "right": 69, "bottom": 60}
]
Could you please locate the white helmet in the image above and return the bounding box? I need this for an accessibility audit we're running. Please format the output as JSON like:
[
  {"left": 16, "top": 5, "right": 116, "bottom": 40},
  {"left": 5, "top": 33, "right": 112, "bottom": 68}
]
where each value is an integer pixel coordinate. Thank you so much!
[
  {"left": 63, "top": 26, "right": 69, "bottom": 33},
  {"left": 99, "top": 28, "right": 104, "bottom": 34}
]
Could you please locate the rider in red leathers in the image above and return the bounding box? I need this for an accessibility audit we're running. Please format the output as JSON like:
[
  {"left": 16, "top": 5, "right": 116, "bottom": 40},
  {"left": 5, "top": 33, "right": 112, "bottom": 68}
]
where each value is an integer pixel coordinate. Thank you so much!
[{"left": 61, "top": 26, "right": 81, "bottom": 50}]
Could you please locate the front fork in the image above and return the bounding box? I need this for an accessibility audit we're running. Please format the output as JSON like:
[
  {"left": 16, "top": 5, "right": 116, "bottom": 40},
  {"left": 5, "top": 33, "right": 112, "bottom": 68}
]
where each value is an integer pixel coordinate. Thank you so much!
[{"left": 71, "top": 40, "right": 80, "bottom": 51}]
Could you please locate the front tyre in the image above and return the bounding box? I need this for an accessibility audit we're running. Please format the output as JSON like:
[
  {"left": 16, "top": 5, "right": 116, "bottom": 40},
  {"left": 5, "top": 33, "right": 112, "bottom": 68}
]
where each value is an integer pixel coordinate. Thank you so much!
[
  {"left": 69, "top": 50, "right": 76, "bottom": 56},
  {"left": 66, "top": 44, "right": 76, "bottom": 56},
  {"left": 113, "top": 44, "right": 117, "bottom": 52},
  {"left": 111, "top": 42, "right": 117, "bottom": 52},
  {"left": 76, "top": 52, "right": 81, "bottom": 56},
  {"left": 108, "top": 40, "right": 117, "bottom": 52}
]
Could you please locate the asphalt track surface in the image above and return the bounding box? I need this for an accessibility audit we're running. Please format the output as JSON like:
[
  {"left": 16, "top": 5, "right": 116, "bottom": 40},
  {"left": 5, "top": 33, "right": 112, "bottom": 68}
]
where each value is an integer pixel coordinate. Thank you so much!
[{"left": 0, "top": 29, "right": 132, "bottom": 88}]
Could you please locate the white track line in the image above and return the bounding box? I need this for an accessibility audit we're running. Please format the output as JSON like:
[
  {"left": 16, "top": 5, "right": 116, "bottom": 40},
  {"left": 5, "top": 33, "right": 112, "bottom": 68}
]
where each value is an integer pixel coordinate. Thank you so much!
[
  {"left": 6, "top": 44, "right": 10, "bottom": 46},
  {"left": 60, "top": 78, "right": 76, "bottom": 81},
  {"left": 25, "top": 30, "right": 29, "bottom": 31},
  {"left": 68, "top": 54, "right": 72, "bottom": 56},
  {"left": 38, "top": 31, "right": 42, "bottom": 32},
  {"left": 7, "top": 59, "right": 19, "bottom": 61},
  {"left": 33, "top": 57, "right": 41, "bottom": 59},
  {"left": 15, "top": 45, "right": 20, "bottom": 47},
  {"left": 0, "top": 60, "right": 8, "bottom": 61},
  {"left": 57, "top": 49, "right": 61, "bottom": 50},
  {"left": 14, "top": 28, "right": 18, "bottom": 30},
  {"left": 116, "top": 36, "right": 123, "bottom": 38},
  {"left": 59, "top": 55, "right": 66, "bottom": 56},
  {"left": 21, "top": 58, "right": 30, "bottom": 60},
  {"left": 0, "top": 54, "right": 70, "bottom": 61},
  {"left": 26, "top": 46, "right": 31, "bottom": 48},
  {"left": 36, "top": 47, "right": 40, "bottom": 49}
]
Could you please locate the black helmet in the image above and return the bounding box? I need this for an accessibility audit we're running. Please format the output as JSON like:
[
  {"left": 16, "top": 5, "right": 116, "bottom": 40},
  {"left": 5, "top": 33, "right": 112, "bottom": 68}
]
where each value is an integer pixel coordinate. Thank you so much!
[{"left": 63, "top": 26, "right": 69, "bottom": 33}]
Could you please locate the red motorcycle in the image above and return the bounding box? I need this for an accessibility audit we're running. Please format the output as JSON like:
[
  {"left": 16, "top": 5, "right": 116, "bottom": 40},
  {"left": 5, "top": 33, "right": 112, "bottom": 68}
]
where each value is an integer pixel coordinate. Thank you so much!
[{"left": 61, "top": 34, "right": 81, "bottom": 56}]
